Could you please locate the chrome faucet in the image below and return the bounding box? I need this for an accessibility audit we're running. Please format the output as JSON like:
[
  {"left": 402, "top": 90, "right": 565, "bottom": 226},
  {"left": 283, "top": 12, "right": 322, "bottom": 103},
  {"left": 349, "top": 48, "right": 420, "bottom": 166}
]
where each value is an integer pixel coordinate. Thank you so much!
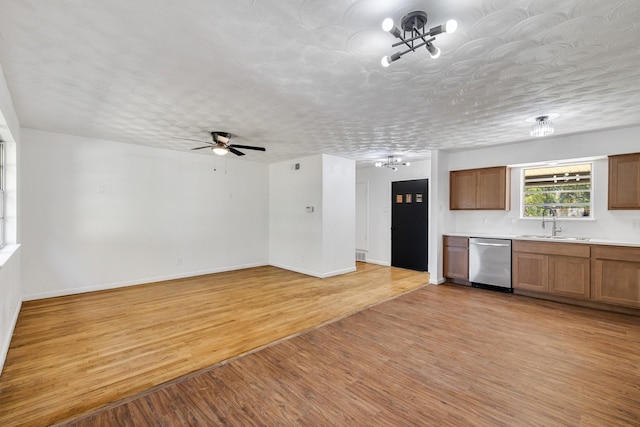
[{"left": 542, "top": 207, "right": 562, "bottom": 237}]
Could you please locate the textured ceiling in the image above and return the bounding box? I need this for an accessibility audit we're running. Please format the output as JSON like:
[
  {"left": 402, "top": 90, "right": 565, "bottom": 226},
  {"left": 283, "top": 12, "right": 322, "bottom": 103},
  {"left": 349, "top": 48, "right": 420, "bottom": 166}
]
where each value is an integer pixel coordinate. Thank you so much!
[{"left": 0, "top": 0, "right": 639, "bottom": 165}]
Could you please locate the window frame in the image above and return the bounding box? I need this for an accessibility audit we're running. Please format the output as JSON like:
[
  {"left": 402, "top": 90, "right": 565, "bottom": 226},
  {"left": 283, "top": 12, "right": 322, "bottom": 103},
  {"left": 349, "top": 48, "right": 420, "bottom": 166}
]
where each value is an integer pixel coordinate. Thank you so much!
[
  {"left": 0, "top": 141, "right": 5, "bottom": 248},
  {"left": 520, "top": 162, "right": 594, "bottom": 220}
]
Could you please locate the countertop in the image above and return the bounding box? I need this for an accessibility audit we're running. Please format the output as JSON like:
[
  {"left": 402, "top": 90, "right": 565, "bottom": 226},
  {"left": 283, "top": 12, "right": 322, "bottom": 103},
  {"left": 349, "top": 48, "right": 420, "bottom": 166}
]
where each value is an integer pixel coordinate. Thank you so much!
[{"left": 444, "top": 232, "right": 640, "bottom": 248}]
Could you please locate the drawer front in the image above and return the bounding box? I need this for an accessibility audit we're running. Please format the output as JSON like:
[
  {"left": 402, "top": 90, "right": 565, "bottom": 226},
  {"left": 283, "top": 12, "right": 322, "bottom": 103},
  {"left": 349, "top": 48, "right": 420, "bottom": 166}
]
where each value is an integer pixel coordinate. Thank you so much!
[
  {"left": 512, "top": 240, "right": 590, "bottom": 258},
  {"left": 444, "top": 236, "right": 469, "bottom": 248},
  {"left": 593, "top": 245, "right": 640, "bottom": 262}
]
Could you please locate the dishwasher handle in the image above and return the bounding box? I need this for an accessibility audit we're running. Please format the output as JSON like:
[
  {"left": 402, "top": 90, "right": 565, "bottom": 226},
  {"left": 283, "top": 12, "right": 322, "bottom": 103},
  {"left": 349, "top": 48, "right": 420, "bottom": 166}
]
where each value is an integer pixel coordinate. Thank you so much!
[{"left": 470, "top": 241, "right": 511, "bottom": 247}]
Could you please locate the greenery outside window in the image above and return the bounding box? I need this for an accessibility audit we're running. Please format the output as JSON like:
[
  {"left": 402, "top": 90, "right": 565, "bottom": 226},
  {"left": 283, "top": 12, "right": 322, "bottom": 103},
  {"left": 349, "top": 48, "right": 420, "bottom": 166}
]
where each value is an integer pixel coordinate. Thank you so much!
[{"left": 522, "top": 163, "right": 592, "bottom": 218}]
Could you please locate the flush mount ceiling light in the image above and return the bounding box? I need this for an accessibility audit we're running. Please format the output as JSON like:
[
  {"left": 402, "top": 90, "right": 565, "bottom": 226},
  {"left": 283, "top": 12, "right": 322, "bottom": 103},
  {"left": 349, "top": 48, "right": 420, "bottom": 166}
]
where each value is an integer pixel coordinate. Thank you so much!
[
  {"left": 530, "top": 116, "right": 555, "bottom": 137},
  {"left": 375, "top": 156, "right": 410, "bottom": 171},
  {"left": 381, "top": 11, "right": 457, "bottom": 67}
]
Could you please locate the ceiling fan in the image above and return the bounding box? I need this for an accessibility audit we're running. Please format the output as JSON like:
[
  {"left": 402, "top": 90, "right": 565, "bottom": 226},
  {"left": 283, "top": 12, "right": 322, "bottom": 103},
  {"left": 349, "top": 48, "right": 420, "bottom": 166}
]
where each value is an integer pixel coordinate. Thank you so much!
[{"left": 180, "top": 132, "right": 266, "bottom": 156}]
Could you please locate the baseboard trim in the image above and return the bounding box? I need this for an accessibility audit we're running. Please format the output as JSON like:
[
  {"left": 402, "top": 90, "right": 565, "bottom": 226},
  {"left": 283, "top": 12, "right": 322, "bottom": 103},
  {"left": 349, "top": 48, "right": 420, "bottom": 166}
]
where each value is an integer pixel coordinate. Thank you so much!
[
  {"left": 22, "top": 262, "right": 269, "bottom": 301},
  {"left": 363, "top": 259, "right": 391, "bottom": 267},
  {"left": 268, "top": 263, "right": 356, "bottom": 279},
  {"left": 0, "top": 298, "right": 22, "bottom": 376}
]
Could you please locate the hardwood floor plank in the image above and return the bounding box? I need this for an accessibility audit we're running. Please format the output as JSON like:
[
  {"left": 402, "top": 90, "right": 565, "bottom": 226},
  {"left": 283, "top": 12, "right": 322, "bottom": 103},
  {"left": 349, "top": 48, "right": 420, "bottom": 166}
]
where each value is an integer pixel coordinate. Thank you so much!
[
  {"left": 58, "top": 282, "right": 640, "bottom": 427},
  {"left": 0, "top": 263, "right": 428, "bottom": 426},
  {"left": 5, "top": 264, "right": 640, "bottom": 426}
]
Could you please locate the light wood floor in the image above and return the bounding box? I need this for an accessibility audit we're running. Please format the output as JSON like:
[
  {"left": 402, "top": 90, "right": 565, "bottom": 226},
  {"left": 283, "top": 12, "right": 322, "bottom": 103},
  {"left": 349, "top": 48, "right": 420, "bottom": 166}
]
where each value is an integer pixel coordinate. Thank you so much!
[
  {"left": 0, "top": 263, "right": 429, "bottom": 426},
  {"left": 60, "top": 278, "right": 640, "bottom": 427}
]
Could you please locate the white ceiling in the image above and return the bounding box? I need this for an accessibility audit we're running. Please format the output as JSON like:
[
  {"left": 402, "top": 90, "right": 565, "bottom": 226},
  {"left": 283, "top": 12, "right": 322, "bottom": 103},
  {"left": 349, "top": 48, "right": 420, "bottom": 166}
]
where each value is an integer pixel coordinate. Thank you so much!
[{"left": 1, "top": 0, "right": 639, "bottom": 165}]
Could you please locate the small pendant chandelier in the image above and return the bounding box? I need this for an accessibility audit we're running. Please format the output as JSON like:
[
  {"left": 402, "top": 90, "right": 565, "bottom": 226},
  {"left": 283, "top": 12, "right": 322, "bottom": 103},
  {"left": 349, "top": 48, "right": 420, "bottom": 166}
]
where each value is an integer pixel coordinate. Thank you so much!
[{"left": 530, "top": 116, "right": 555, "bottom": 137}]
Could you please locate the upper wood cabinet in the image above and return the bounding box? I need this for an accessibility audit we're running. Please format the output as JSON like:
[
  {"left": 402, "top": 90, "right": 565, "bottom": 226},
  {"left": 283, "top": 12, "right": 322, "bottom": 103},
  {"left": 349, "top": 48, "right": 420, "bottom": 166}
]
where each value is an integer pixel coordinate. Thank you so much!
[
  {"left": 609, "top": 152, "right": 640, "bottom": 209},
  {"left": 450, "top": 166, "right": 510, "bottom": 210}
]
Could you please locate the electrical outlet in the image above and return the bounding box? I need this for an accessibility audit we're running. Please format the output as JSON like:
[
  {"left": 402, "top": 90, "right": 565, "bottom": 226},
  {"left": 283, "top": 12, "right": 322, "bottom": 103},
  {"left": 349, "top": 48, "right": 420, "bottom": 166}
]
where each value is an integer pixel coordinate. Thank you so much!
[{"left": 177, "top": 257, "right": 183, "bottom": 266}]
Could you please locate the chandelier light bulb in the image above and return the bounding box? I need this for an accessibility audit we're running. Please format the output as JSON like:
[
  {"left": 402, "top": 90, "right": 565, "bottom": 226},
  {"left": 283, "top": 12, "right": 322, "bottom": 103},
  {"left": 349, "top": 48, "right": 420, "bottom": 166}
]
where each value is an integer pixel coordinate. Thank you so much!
[
  {"left": 382, "top": 18, "right": 394, "bottom": 32},
  {"left": 375, "top": 162, "right": 383, "bottom": 167},
  {"left": 381, "top": 56, "right": 391, "bottom": 67},
  {"left": 426, "top": 43, "right": 440, "bottom": 59},
  {"left": 445, "top": 19, "right": 458, "bottom": 33}
]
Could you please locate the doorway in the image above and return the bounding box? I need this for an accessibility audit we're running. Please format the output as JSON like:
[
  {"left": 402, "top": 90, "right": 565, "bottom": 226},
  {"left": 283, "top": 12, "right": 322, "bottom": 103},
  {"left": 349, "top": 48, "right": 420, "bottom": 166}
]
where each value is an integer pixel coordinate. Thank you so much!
[{"left": 391, "top": 179, "right": 429, "bottom": 271}]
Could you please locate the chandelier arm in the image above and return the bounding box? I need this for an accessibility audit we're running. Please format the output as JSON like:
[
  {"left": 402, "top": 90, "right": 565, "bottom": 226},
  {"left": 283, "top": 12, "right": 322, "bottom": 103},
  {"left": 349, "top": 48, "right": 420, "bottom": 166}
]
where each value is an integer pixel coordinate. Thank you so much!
[
  {"left": 415, "top": 29, "right": 435, "bottom": 46},
  {"left": 390, "top": 35, "right": 416, "bottom": 52},
  {"left": 397, "top": 40, "right": 430, "bottom": 57},
  {"left": 392, "top": 33, "right": 434, "bottom": 47}
]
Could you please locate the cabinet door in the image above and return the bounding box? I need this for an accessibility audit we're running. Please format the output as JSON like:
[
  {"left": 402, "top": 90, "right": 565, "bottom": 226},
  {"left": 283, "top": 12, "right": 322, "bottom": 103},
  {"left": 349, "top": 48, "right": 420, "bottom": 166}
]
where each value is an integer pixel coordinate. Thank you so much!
[
  {"left": 512, "top": 252, "right": 548, "bottom": 292},
  {"left": 608, "top": 153, "right": 640, "bottom": 209},
  {"left": 476, "top": 167, "right": 508, "bottom": 210},
  {"left": 444, "top": 246, "right": 469, "bottom": 280},
  {"left": 548, "top": 256, "right": 590, "bottom": 299},
  {"left": 450, "top": 169, "right": 477, "bottom": 210},
  {"left": 593, "top": 259, "right": 640, "bottom": 308}
]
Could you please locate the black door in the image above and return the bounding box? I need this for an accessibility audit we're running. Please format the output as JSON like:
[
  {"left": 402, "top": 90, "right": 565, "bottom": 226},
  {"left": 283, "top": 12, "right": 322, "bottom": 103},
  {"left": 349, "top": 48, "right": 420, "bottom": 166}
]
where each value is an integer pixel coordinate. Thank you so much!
[{"left": 391, "top": 179, "right": 428, "bottom": 271}]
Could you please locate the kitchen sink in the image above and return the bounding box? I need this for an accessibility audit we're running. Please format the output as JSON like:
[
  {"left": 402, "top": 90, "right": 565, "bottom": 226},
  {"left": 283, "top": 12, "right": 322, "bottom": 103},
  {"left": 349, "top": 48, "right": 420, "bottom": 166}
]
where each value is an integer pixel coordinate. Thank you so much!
[{"left": 516, "top": 235, "right": 590, "bottom": 241}]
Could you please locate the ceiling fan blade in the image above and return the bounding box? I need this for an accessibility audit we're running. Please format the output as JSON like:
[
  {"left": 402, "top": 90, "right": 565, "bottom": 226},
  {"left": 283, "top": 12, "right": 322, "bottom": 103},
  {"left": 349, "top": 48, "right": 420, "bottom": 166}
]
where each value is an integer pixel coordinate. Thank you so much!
[
  {"left": 174, "top": 137, "right": 209, "bottom": 143},
  {"left": 230, "top": 144, "right": 266, "bottom": 151},
  {"left": 190, "top": 146, "right": 212, "bottom": 150},
  {"left": 229, "top": 147, "right": 246, "bottom": 156}
]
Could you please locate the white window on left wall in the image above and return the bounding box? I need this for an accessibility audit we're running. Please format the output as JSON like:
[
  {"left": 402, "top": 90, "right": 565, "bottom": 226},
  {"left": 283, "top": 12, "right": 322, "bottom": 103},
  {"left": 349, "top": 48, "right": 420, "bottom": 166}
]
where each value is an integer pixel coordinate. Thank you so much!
[{"left": 0, "top": 141, "right": 5, "bottom": 248}]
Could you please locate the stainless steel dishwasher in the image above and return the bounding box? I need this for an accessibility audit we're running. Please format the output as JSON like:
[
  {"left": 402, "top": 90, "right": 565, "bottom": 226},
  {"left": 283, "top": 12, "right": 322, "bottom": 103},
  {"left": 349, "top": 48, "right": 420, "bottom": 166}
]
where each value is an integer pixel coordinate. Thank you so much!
[{"left": 469, "top": 237, "right": 512, "bottom": 292}]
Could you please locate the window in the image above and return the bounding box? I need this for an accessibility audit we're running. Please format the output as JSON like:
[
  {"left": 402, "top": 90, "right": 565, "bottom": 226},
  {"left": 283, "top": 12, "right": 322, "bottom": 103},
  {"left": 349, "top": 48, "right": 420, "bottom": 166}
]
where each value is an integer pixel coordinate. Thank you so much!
[
  {"left": 522, "top": 163, "right": 592, "bottom": 218},
  {"left": 0, "top": 141, "right": 5, "bottom": 248}
]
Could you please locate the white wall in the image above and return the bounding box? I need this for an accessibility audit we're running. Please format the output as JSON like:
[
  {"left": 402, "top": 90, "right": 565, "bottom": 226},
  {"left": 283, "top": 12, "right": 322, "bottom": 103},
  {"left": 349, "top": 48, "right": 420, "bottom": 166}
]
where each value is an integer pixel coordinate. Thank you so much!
[
  {"left": 428, "top": 150, "right": 449, "bottom": 285},
  {"left": 21, "top": 129, "right": 269, "bottom": 300},
  {"left": 269, "top": 154, "right": 355, "bottom": 278},
  {"left": 444, "top": 126, "right": 640, "bottom": 243},
  {"left": 356, "top": 160, "right": 431, "bottom": 267},
  {"left": 322, "top": 155, "right": 356, "bottom": 276}
]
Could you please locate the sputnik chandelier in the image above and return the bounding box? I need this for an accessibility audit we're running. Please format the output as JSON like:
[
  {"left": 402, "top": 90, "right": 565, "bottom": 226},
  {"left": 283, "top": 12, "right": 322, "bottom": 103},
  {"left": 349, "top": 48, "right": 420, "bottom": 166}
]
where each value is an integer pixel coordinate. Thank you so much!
[
  {"left": 375, "top": 156, "right": 410, "bottom": 171},
  {"left": 381, "top": 11, "right": 457, "bottom": 67}
]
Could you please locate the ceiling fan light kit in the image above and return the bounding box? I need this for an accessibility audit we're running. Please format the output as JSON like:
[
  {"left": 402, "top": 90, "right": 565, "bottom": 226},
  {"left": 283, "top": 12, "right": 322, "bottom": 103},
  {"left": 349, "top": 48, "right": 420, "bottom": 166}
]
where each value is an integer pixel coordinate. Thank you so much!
[
  {"left": 212, "top": 143, "right": 229, "bottom": 155},
  {"left": 187, "top": 132, "right": 266, "bottom": 156},
  {"left": 381, "top": 11, "right": 457, "bottom": 67},
  {"left": 375, "top": 156, "right": 410, "bottom": 171}
]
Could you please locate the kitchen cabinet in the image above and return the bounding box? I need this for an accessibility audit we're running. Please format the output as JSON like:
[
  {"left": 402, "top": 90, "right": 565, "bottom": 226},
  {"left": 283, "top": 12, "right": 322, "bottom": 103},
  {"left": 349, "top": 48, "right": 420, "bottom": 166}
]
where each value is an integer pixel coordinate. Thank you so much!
[
  {"left": 450, "top": 166, "right": 509, "bottom": 210},
  {"left": 593, "top": 245, "right": 640, "bottom": 308},
  {"left": 443, "top": 236, "right": 469, "bottom": 281},
  {"left": 608, "top": 152, "right": 640, "bottom": 209},
  {"left": 512, "top": 240, "right": 590, "bottom": 299},
  {"left": 512, "top": 251, "right": 548, "bottom": 292}
]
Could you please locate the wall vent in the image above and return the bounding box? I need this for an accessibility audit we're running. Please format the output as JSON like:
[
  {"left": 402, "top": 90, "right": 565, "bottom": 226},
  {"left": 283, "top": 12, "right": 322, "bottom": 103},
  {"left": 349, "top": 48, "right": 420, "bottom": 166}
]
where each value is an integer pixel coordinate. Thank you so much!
[{"left": 355, "top": 250, "right": 367, "bottom": 262}]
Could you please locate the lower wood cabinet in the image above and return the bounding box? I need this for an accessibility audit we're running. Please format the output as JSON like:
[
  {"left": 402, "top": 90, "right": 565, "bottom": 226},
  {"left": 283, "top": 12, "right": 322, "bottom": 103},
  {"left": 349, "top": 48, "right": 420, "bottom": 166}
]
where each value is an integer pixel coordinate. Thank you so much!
[
  {"left": 444, "top": 236, "right": 469, "bottom": 281},
  {"left": 512, "top": 240, "right": 591, "bottom": 300},
  {"left": 450, "top": 237, "right": 640, "bottom": 312},
  {"left": 512, "top": 252, "right": 548, "bottom": 292},
  {"left": 548, "top": 255, "right": 591, "bottom": 299},
  {"left": 593, "top": 245, "right": 640, "bottom": 308}
]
